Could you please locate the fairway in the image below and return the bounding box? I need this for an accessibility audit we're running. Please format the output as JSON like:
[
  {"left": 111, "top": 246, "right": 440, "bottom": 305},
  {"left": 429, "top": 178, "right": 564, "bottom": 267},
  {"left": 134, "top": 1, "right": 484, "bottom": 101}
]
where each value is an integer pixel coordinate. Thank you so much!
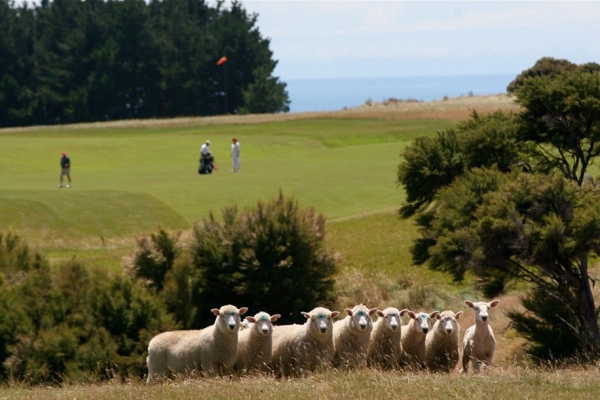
[{"left": 0, "top": 116, "right": 457, "bottom": 250}]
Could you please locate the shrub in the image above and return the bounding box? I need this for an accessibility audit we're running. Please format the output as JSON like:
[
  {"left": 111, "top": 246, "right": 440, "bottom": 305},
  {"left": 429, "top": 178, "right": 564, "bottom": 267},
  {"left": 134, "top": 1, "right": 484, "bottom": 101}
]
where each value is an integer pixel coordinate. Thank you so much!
[
  {"left": 123, "top": 228, "right": 179, "bottom": 292},
  {"left": 0, "top": 232, "right": 175, "bottom": 384},
  {"left": 129, "top": 192, "right": 338, "bottom": 327}
]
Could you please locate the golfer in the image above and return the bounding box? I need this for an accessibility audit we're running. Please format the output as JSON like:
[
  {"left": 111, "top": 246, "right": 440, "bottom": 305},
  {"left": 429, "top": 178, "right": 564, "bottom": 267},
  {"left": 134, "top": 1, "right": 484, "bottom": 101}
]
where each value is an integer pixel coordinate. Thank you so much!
[
  {"left": 58, "top": 151, "right": 72, "bottom": 188},
  {"left": 231, "top": 137, "right": 240, "bottom": 172}
]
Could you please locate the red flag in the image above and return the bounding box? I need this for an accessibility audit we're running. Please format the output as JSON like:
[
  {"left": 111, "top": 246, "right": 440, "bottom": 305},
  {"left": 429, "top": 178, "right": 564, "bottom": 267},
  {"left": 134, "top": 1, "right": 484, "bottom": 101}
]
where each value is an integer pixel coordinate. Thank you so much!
[{"left": 217, "top": 56, "right": 227, "bottom": 66}]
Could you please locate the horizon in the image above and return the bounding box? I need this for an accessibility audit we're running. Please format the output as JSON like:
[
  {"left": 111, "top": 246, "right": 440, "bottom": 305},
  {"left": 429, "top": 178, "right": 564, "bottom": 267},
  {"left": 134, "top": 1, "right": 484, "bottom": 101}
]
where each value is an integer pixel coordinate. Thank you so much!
[
  {"left": 284, "top": 71, "right": 515, "bottom": 81},
  {"left": 218, "top": 1, "right": 600, "bottom": 81}
]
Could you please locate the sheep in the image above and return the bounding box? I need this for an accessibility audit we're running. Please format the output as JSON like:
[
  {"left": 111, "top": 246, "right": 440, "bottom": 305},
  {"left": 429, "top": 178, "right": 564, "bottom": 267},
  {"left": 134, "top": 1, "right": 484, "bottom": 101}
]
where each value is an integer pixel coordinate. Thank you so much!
[
  {"left": 461, "top": 299, "right": 500, "bottom": 373},
  {"left": 269, "top": 307, "right": 340, "bottom": 377},
  {"left": 425, "top": 310, "right": 463, "bottom": 373},
  {"left": 235, "top": 311, "right": 281, "bottom": 373},
  {"left": 146, "top": 304, "right": 248, "bottom": 383},
  {"left": 367, "top": 307, "right": 409, "bottom": 370},
  {"left": 400, "top": 310, "right": 439, "bottom": 369},
  {"left": 239, "top": 318, "right": 252, "bottom": 331},
  {"left": 332, "top": 304, "right": 378, "bottom": 369}
]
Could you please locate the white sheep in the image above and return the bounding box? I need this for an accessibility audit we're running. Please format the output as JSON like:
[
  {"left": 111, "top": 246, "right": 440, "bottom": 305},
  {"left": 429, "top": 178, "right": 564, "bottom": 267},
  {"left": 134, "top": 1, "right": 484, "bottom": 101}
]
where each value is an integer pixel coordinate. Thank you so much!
[
  {"left": 425, "top": 310, "right": 463, "bottom": 372},
  {"left": 367, "top": 307, "right": 409, "bottom": 370},
  {"left": 461, "top": 299, "right": 500, "bottom": 373},
  {"left": 269, "top": 306, "right": 340, "bottom": 377},
  {"left": 235, "top": 311, "right": 281, "bottom": 373},
  {"left": 400, "top": 310, "right": 439, "bottom": 369},
  {"left": 332, "top": 304, "right": 378, "bottom": 369},
  {"left": 146, "top": 304, "right": 248, "bottom": 383}
]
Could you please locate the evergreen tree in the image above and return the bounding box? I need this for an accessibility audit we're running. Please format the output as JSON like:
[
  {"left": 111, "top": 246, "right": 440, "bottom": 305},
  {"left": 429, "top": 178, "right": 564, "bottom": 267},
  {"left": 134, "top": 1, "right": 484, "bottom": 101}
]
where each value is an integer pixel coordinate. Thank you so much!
[
  {"left": 398, "top": 60, "right": 600, "bottom": 360},
  {"left": 240, "top": 64, "right": 290, "bottom": 114},
  {"left": 516, "top": 70, "right": 600, "bottom": 186},
  {"left": 0, "top": 0, "right": 290, "bottom": 127}
]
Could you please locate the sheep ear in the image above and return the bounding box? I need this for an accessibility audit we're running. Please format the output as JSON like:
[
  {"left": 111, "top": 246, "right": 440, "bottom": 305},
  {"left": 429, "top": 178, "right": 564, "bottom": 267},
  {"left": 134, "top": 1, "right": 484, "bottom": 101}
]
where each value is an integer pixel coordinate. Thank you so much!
[
  {"left": 407, "top": 311, "right": 416, "bottom": 319},
  {"left": 271, "top": 314, "right": 281, "bottom": 322},
  {"left": 345, "top": 308, "right": 353, "bottom": 316},
  {"left": 331, "top": 311, "right": 340, "bottom": 319},
  {"left": 489, "top": 300, "right": 500, "bottom": 308},
  {"left": 464, "top": 300, "right": 474, "bottom": 309},
  {"left": 369, "top": 308, "right": 378, "bottom": 316},
  {"left": 301, "top": 312, "right": 310, "bottom": 319},
  {"left": 246, "top": 316, "right": 256, "bottom": 323},
  {"left": 455, "top": 311, "right": 463, "bottom": 319},
  {"left": 430, "top": 311, "right": 440, "bottom": 319},
  {"left": 399, "top": 309, "right": 409, "bottom": 316},
  {"left": 376, "top": 310, "right": 385, "bottom": 317},
  {"left": 211, "top": 308, "right": 220, "bottom": 316},
  {"left": 238, "top": 307, "right": 249, "bottom": 316}
]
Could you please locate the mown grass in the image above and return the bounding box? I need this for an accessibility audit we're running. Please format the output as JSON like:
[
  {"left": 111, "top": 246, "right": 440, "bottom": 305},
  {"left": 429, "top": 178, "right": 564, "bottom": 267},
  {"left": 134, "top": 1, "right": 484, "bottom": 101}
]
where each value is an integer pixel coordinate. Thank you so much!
[{"left": 1, "top": 118, "right": 449, "bottom": 251}]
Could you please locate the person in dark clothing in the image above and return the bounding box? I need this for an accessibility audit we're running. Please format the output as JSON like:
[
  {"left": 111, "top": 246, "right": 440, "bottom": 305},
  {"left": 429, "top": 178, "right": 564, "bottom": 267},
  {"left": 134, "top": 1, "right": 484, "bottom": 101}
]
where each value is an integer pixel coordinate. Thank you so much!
[
  {"left": 199, "top": 140, "right": 217, "bottom": 174},
  {"left": 58, "top": 151, "right": 72, "bottom": 188}
]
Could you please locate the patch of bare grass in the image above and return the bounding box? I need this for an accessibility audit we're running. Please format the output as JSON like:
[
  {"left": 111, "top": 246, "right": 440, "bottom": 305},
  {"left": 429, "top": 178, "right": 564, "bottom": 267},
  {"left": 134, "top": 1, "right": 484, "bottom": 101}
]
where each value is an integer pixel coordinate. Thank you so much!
[{"left": 0, "top": 94, "right": 519, "bottom": 135}]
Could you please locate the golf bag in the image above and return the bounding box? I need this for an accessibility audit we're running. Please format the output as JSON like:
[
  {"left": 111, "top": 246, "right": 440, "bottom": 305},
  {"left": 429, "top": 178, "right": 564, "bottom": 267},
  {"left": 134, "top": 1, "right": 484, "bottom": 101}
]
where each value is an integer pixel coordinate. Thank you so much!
[{"left": 198, "top": 154, "right": 215, "bottom": 174}]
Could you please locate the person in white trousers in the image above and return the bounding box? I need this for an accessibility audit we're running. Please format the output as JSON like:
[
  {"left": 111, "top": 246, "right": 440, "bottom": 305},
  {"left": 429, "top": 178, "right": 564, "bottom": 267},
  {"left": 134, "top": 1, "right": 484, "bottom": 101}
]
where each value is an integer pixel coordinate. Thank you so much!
[{"left": 231, "top": 137, "right": 240, "bottom": 172}]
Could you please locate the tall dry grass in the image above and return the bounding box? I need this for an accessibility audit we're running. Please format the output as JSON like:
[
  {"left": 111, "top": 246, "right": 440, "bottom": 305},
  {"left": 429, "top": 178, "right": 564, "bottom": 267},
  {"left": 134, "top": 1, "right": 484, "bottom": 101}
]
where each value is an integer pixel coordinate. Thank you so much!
[
  {"left": 4, "top": 365, "right": 600, "bottom": 400},
  {"left": 0, "top": 94, "right": 519, "bottom": 134}
]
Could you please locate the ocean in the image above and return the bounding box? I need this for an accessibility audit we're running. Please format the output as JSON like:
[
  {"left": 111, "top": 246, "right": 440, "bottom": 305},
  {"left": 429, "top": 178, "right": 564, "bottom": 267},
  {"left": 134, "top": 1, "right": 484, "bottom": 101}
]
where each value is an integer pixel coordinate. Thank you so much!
[{"left": 285, "top": 73, "right": 515, "bottom": 113}]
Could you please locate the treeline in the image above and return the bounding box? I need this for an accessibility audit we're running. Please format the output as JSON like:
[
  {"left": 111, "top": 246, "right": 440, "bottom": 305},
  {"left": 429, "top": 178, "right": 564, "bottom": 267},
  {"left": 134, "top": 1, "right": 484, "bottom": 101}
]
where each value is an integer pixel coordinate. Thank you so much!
[{"left": 0, "top": 0, "right": 290, "bottom": 128}]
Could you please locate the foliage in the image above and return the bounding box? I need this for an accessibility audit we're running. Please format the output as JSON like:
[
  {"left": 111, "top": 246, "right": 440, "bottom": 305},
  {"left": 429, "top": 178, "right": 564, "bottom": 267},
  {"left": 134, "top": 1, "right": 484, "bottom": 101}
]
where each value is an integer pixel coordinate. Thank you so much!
[
  {"left": 0, "top": 0, "right": 289, "bottom": 127},
  {"left": 399, "top": 61, "right": 600, "bottom": 360},
  {"left": 190, "top": 192, "right": 337, "bottom": 326},
  {"left": 123, "top": 228, "right": 179, "bottom": 292},
  {"left": 506, "top": 56, "right": 600, "bottom": 94},
  {"left": 125, "top": 192, "right": 338, "bottom": 327},
  {"left": 507, "top": 286, "right": 585, "bottom": 361},
  {"left": 397, "top": 110, "right": 524, "bottom": 217},
  {"left": 0, "top": 232, "right": 175, "bottom": 383},
  {"left": 239, "top": 65, "right": 290, "bottom": 114},
  {"left": 412, "top": 170, "right": 600, "bottom": 358},
  {"left": 515, "top": 70, "right": 600, "bottom": 186},
  {"left": 397, "top": 130, "right": 464, "bottom": 217},
  {"left": 457, "top": 110, "right": 528, "bottom": 172}
]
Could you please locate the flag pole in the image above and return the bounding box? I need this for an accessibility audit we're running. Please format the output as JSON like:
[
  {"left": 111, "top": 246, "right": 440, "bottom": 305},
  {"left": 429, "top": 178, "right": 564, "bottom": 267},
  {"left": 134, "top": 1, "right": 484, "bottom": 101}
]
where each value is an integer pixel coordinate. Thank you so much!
[
  {"left": 224, "top": 61, "right": 228, "bottom": 114},
  {"left": 217, "top": 56, "right": 228, "bottom": 115}
]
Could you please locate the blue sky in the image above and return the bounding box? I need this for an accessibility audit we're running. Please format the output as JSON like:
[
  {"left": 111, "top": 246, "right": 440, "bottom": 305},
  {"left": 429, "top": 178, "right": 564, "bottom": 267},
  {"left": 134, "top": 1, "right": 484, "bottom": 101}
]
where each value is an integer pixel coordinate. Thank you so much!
[{"left": 222, "top": 0, "right": 600, "bottom": 80}]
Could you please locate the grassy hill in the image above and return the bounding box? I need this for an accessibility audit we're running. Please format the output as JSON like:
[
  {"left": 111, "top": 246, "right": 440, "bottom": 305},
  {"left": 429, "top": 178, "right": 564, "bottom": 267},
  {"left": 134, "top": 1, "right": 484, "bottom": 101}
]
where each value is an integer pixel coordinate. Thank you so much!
[
  {"left": 0, "top": 95, "right": 518, "bottom": 251},
  {"left": 4, "top": 94, "right": 599, "bottom": 397}
]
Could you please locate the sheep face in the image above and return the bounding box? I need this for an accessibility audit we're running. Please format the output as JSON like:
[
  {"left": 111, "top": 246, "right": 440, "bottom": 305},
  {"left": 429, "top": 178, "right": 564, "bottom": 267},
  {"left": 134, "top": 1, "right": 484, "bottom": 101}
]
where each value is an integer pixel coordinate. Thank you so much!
[
  {"left": 344, "top": 304, "right": 378, "bottom": 332},
  {"left": 376, "top": 307, "right": 407, "bottom": 332},
  {"left": 246, "top": 312, "right": 281, "bottom": 336},
  {"left": 407, "top": 311, "right": 439, "bottom": 335},
  {"left": 436, "top": 311, "right": 463, "bottom": 335},
  {"left": 302, "top": 307, "right": 339, "bottom": 336},
  {"left": 211, "top": 304, "right": 249, "bottom": 333},
  {"left": 464, "top": 300, "right": 500, "bottom": 324}
]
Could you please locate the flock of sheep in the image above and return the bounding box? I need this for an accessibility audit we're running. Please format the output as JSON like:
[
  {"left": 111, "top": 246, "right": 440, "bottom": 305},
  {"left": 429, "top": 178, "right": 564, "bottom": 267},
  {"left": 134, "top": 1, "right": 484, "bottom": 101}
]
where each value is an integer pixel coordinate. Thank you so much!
[{"left": 145, "top": 300, "right": 501, "bottom": 383}]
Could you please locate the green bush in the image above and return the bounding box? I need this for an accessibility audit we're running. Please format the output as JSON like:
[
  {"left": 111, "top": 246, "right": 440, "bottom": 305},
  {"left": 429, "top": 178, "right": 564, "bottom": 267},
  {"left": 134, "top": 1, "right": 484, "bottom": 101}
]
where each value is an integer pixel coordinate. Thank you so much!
[
  {"left": 123, "top": 229, "right": 179, "bottom": 292},
  {"left": 506, "top": 57, "right": 600, "bottom": 94},
  {"left": 126, "top": 192, "right": 338, "bottom": 327},
  {"left": 0, "top": 232, "right": 175, "bottom": 384},
  {"left": 508, "top": 287, "right": 585, "bottom": 361}
]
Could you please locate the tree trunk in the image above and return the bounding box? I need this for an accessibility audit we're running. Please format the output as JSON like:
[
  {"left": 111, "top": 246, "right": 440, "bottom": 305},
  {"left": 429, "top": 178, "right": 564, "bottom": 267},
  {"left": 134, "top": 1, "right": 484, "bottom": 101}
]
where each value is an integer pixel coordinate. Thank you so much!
[{"left": 578, "top": 255, "right": 600, "bottom": 357}]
